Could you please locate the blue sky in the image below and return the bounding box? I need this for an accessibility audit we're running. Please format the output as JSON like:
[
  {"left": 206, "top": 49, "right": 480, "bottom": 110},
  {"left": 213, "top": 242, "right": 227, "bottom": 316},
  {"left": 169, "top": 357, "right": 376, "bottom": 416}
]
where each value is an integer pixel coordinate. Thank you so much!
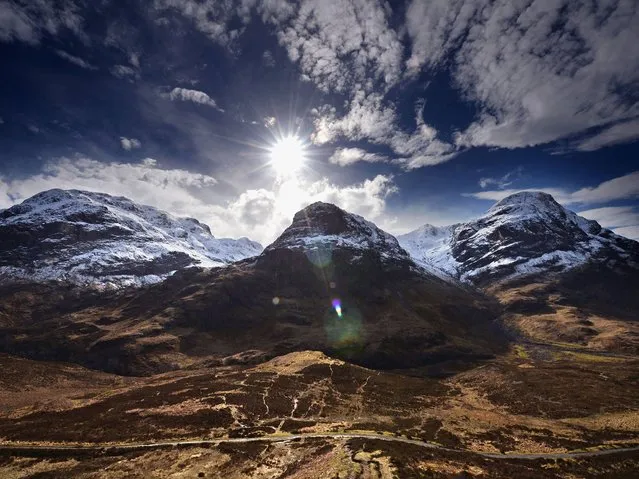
[{"left": 1, "top": 0, "right": 638, "bottom": 244}]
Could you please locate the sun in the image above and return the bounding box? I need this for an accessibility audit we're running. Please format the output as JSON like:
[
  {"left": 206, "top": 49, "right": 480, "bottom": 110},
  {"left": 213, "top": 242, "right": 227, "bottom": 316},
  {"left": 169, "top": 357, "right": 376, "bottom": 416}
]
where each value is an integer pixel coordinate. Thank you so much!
[{"left": 269, "top": 135, "right": 306, "bottom": 176}]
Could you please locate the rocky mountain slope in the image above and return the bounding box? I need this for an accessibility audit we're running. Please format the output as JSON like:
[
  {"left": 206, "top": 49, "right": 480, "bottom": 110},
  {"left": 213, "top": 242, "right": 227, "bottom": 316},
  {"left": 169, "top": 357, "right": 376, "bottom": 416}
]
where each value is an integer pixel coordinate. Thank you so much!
[
  {"left": 0, "top": 189, "right": 263, "bottom": 287},
  {"left": 266, "top": 201, "right": 410, "bottom": 262},
  {"left": 0, "top": 201, "right": 506, "bottom": 375},
  {"left": 398, "top": 192, "right": 639, "bottom": 354},
  {"left": 398, "top": 191, "right": 639, "bottom": 286}
]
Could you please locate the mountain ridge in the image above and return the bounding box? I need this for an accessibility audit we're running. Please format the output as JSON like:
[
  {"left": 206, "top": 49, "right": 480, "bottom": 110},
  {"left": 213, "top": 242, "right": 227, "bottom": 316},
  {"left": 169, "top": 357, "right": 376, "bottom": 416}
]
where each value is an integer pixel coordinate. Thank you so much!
[
  {"left": 398, "top": 191, "right": 639, "bottom": 286},
  {"left": 0, "top": 189, "right": 263, "bottom": 288}
]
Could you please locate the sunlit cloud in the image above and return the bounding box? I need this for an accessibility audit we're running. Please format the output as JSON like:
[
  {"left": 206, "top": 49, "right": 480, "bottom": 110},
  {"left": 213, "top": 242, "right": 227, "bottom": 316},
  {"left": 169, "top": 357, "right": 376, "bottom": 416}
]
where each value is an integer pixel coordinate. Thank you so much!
[
  {"left": 164, "top": 87, "right": 224, "bottom": 112},
  {"left": 0, "top": 157, "right": 398, "bottom": 245},
  {"left": 120, "top": 137, "right": 141, "bottom": 150}
]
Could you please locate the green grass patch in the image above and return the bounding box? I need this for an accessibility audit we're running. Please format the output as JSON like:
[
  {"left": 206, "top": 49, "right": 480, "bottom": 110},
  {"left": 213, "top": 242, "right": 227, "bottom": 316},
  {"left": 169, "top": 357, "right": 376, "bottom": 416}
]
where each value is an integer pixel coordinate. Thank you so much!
[
  {"left": 513, "top": 345, "right": 529, "bottom": 359},
  {"left": 561, "top": 351, "right": 626, "bottom": 363}
]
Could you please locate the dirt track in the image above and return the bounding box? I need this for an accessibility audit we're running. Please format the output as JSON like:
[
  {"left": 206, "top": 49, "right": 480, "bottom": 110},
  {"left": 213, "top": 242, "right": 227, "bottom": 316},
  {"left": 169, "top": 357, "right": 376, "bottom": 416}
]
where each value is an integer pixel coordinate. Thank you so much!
[{"left": 1, "top": 432, "right": 637, "bottom": 461}]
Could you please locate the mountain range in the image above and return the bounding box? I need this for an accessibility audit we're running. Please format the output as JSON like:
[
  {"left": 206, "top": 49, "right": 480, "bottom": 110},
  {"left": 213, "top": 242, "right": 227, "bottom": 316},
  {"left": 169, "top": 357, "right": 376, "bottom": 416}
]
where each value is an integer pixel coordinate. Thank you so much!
[{"left": 0, "top": 188, "right": 638, "bottom": 375}]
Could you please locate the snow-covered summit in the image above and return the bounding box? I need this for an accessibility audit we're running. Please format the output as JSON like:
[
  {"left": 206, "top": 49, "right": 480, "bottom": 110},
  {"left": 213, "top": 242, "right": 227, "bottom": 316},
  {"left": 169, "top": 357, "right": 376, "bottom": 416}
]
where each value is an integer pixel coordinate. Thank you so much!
[
  {"left": 487, "top": 191, "right": 600, "bottom": 235},
  {"left": 266, "top": 202, "right": 410, "bottom": 263},
  {"left": 0, "top": 189, "right": 263, "bottom": 287},
  {"left": 398, "top": 191, "right": 639, "bottom": 285},
  {"left": 395, "top": 224, "right": 458, "bottom": 278}
]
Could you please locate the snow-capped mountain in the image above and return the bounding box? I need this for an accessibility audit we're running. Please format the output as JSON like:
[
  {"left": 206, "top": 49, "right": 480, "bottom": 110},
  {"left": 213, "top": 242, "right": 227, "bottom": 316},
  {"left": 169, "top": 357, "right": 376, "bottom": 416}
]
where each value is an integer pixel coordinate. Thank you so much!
[
  {"left": 265, "top": 201, "right": 411, "bottom": 265},
  {"left": 398, "top": 191, "right": 639, "bottom": 285},
  {"left": 0, "top": 199, "right": 505, "bottom": 374},
  {"left": 0, "top": 189, "right": 262, "bottom": 287}
]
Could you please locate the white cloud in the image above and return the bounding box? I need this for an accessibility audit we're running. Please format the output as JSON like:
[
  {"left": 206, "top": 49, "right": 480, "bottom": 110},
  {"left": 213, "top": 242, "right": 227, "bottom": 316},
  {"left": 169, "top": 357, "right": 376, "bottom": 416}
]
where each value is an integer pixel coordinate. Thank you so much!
[
  {"left": 578, "top": 206, "right": 639, "bottom": 241},
  {"left": 329, "top": 147, "right": 387, "bottom": 166},
  {"left": 406, "top": 0, "right": 639, "bottom": 152},
  {"left": 467, "top": 171, "right": 639, "bottom": 205},
  {"left": 0, "top": 2, "right": 37, "bottom": 44},
  {"left": 262, "top": 50, "right": 275, "bottom": 67},
  {"left": 311, "top": 92, "right": 396, "bottom": 145},
  {"left": 405, "top": 0, "right": 479, "bottom": 75},
  {"left": 388, "top": 99, "right": 457, "bottom": 168},
  {"left": 120, "top": 137, "right": 141, "bottom": 150},
  {"left": 0, "top": 0, "right": 85, "bottom": 45},
  {"left": 613, "top": 226, "right": 639, "bottom": 241},
  {"left": 269, "top": 0, "right": 403, "bottom": 93},
  {"left": 578, "top": 206, "right": 639, "bottom": 228},
  {"left": 570, "top": 171, "right": 639, "bottom": 204},
  {"left": 478, "top": 167, "right": 524, "bottom": 189},
  {"left": 153, "top": 1, "right": 454, "bottom": 167},
  {"left": 153, "top": 0, "right": 249, "bottom": 49},
  {"left": 55, "top": 49, "right": 97, "bottom": 70},
  {"left": 110, "top": 64, "right": 139, "bottom": 81},
  {"left": 0, "top": 117, "right": 4, "bottom": 124},
  {"left": 0, "top": 157, "right": 397, "bottom": 245},
  {"left": 128, "top": 52, "right": 140, "bottom": 68},
  {"left": 576, "top": 119, "right": 639, "bottom": 152},
  {"left": 164, "top": 87, "right": 223, "bottom": 111},
  {"left": 141, "top": 157, "right": 157, "bottom": 167},
  {"left": 312, "top": 93, "right": 457, "bottom": 168},
  {"left": 224, "top": 173, "right": 398, "bottom": 243},
  {"left": 0, "top": 157, "right": 217, "bottom": 211},
  {"left": 478, "top": 177, "right": 503, "bottom": 189}
]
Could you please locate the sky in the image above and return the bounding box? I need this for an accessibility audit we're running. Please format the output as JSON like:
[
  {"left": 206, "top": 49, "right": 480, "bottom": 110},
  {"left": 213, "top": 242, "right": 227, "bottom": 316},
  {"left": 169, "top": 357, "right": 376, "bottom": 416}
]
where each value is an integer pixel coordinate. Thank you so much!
[{"left": 1, "top": 0, "right": 638, "bottom": 245}]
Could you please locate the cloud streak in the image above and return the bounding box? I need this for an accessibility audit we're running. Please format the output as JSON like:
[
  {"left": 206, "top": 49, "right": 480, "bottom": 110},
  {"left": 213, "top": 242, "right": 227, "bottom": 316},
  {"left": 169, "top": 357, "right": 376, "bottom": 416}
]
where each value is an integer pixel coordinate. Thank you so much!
[
  {"left": 164, "top": 87, "right": 224, "bottom": 111},
  {"left": 467, "top": 171, "right": 639, "bottom": 206},
  {"left": 54, "top": 49, "right": 97, "bottom": 70},
  {"left": 576, "top": 119, "right": 639, "bottom": 152},
  {"left": 578, "top": 206, "right": 639, "bottom": 240},
  {"left": 329, "top": 147, "right": 387, "bottom": 166}
]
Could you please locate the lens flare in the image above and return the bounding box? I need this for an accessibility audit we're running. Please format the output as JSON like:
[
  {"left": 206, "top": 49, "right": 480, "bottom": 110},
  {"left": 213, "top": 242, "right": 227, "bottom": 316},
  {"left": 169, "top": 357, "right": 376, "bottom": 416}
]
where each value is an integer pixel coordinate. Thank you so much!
[
  {"left": 332, "top": 298, "right": 343, "bottom": 318},
  {"left": 324, "top": 302, "right": 364, "bottom": 356}
]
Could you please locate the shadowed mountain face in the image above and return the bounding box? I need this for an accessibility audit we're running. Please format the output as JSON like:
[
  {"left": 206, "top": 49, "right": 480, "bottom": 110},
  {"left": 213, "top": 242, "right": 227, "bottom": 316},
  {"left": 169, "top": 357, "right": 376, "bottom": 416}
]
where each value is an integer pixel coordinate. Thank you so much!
[{"left": 0, "top": 202, "right": 506, "bottom": 375}]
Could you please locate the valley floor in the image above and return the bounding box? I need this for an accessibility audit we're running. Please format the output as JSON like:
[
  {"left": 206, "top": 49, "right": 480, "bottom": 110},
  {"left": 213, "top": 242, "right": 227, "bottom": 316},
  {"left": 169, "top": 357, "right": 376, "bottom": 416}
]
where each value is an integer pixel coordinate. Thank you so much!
[{"left": 0, "top": 340, "right": 638, "bottom": 478}]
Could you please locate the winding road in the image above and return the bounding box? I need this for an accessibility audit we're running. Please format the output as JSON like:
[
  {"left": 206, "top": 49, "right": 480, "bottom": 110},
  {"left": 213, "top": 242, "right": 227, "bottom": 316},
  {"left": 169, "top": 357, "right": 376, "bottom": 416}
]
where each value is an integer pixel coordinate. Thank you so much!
[{"left": 1, "top": 432, "right": 638, "bottom": 461}]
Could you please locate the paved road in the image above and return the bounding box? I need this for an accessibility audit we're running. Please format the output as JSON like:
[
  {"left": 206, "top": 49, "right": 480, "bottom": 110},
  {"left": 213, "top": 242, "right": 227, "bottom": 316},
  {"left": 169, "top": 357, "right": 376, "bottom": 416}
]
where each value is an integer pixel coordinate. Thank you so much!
[{"left": 1, "top": 432, "right": 638, "bottom": 461}]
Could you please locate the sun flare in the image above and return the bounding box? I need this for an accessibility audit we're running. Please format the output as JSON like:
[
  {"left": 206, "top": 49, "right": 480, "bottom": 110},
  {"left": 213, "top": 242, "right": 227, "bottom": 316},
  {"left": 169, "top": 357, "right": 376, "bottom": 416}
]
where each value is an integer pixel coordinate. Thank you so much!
[{"left": 269, "top": 135, "right": 306, "bottom": 176}]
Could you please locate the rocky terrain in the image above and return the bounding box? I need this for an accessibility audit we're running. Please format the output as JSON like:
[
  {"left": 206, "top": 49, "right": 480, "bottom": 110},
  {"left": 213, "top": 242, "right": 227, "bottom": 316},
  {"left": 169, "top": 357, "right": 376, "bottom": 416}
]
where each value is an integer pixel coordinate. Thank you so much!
[
  {"left": 0, "top": 189, "right": 638, "bottom": 478},
  {"left": 0, "top": 350, "right": 638, "bottom": 478},
  {"left": 0, "top": 189, "right": 262, "bottom": 288}
]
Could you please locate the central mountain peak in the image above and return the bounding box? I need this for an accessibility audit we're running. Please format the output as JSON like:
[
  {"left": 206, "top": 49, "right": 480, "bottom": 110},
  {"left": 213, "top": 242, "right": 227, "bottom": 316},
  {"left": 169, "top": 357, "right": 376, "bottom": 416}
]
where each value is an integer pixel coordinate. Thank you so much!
[
  {"left": 265, "top": 202, "right": 409, "bottom": 262},
  {"left": 488, "top": 191, "right": 574, "bottom": 221},
  {"left": 491, "top": 191, "right": 557, "bottom": 208}
]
